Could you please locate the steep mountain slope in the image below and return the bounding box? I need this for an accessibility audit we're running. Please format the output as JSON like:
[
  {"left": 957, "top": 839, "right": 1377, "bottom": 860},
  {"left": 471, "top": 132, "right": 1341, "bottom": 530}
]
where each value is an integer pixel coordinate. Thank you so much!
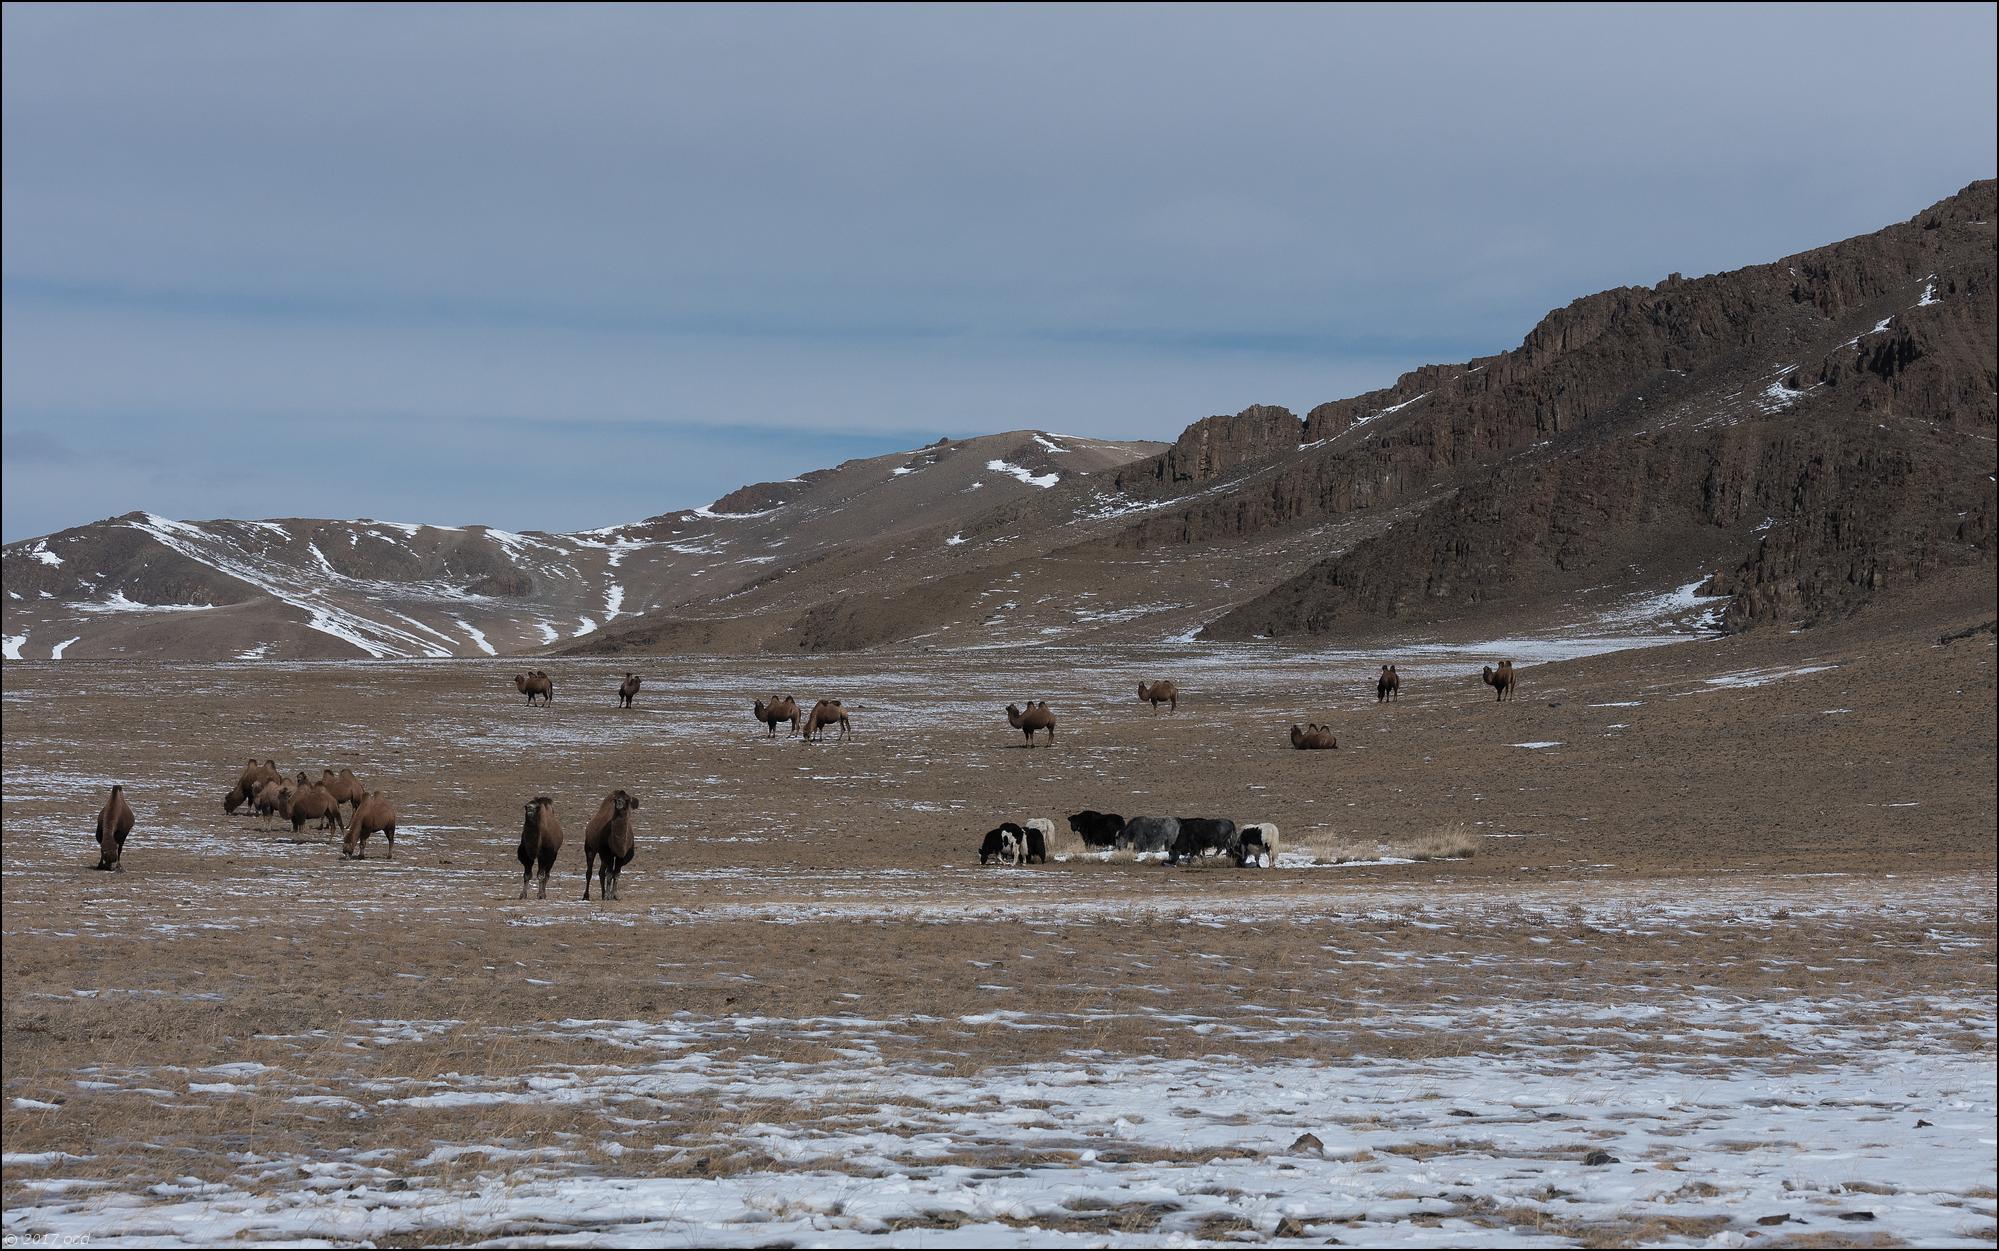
[
  {"left": 0, "top": 431, "right": 1160, "bottom": 660},
  {"left": 1194, "top": 181, "right": 1997, "bottom": 638}
]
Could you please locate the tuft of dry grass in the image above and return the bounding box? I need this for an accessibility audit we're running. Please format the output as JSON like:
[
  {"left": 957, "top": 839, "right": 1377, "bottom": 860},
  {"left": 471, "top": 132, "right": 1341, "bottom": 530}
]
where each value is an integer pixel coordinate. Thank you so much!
[{"left": 1288, "top": 822, "right": 1478, "bottom": 865}]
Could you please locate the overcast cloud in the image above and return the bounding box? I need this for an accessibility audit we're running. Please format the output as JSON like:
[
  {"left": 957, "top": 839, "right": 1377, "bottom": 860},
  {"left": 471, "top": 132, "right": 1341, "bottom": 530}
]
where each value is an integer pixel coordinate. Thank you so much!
[{"left": 4, "top": 2, "right": 1994, "bottom": 539}]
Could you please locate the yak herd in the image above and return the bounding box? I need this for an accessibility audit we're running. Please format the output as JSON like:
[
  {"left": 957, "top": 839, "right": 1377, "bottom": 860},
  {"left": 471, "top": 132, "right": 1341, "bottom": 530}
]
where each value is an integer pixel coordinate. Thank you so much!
[{"left": 83, "top": 658, "right": 1521, "bottom": 889}]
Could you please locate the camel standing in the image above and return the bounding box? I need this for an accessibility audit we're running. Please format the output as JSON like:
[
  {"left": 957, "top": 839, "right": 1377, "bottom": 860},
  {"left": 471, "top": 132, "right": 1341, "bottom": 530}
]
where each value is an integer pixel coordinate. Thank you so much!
[
  {"left": 581, "top": 790, "right": 639, "bottom": 901},
  {"left": 94, "top": 785, "right": 134, "bottom": 871},
  {"left": 1482, "top": 661, "right": 1516, "bottom": 702},
  {"left": 515, "top": 671, "right": 555, "bottom": 705},
  {"left": 517, "top": 796, "right": 563, "bottom": 900},
  {"left": 1137, "top": 680, "right": 1179, "bottom": 713},
  {"left": 617, "top": 673, "right": 642, "bottom": 709},
  {"left": 755, "top": 696, "right": 802, "bottom": 738},
  {"left": 1006, "top": 701, "right": 1057, "bottom": 746},
  {"left": 1377, "top": 665, "right": 1400, "bottom": 702}
]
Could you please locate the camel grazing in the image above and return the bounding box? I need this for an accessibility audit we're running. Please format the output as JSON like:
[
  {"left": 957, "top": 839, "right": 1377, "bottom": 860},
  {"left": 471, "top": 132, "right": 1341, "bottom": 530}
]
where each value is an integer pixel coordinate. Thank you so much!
[
  {"left": 1137, "top": 680, "right": 1180, "bottom": 713},
  {"left": 517, "top": 796, "right": 563, "bottom": 900},
  {"left": 252, "top": 780, "right": 294, "bottom": 826},
  {"left": 755, "top": 695, "right": 802, "bottom": 738},
  {"left": 319, "top": 768, "right": 367, "bottom": 812},
  {"left": 1482, "top": 661, "right": 1516, "bottom": 702},
  {"left": 288, "top": 782, "right": 346, "bottom": 837},
  {"left": 1289, "top": 723, "right": 1338, "bottom": 750},
  {"left": 344, "top": 791, "right": 398, "bottom": 859},
  {"left": 617, "top": 673, "right": 642, "bottom": 709},
  {"left": 93, "top": 784, "right": 134, "bottom": 871},
  {"left": 1006, "top": 701, "right": 1057, "bottom": 746},
  {"left": 801, "top": 699, "right": 850, "bottom": 743},
  {"left": 514, "top": 670, "right": 555, "bottom": 705},
  {"left": 1377, "top": 665, "right": 1400, "bottom": 702},
  {"left": 226, "top": 758, "right": 280, "bottom": 815},
  {"left": 581, "top": 789, "right": 639, "bottom": 901}
]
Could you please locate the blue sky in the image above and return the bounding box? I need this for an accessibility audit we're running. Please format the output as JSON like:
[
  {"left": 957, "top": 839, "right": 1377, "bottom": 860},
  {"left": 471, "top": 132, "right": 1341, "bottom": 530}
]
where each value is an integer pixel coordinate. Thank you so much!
[{"left": 4, "top": 2, "right": 1994, "bottom": 540}]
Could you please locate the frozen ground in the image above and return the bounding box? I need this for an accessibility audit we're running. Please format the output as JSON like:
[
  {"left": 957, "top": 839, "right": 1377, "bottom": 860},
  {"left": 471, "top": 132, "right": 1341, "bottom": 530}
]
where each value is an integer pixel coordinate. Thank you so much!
[{"left": 3, "top": 624, "right": 1994, "bottom": 1247}]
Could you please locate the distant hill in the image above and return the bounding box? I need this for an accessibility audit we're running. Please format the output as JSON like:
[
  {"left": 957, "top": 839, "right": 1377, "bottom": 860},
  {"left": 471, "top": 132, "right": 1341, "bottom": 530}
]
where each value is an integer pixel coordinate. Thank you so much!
[
  {"left": 6, "top": 181, "right": 1992, "bottom": 661},
  {"left": 0, "top": 431, "right": 1162, "bottom": 660}
]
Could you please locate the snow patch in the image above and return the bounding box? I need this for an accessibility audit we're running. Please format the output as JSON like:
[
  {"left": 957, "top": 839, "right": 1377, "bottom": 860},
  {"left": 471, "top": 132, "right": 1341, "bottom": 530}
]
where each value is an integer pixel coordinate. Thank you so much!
[
  {"left": 71, "top": 592, "right": 215, "bottom": 615},
  {"left": 451, "top": 617, "right": 497, "bottom": 657},
  {"left": 985, "top": 459, "right": 1060, "bottom": 488}
]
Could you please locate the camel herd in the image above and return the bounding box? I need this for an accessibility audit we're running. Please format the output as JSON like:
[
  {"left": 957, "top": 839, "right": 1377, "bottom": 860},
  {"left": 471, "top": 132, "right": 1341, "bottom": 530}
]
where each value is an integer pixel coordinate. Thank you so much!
[{"left": 77, "top": 658, "right": 1523, "bottom": 880}]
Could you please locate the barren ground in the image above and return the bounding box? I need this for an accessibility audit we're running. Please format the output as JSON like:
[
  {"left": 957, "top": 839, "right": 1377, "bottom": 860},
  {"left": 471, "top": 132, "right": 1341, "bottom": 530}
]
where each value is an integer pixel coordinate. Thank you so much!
[{"left": 3, "top": 581, "right": 1995, "bottom": 1247}]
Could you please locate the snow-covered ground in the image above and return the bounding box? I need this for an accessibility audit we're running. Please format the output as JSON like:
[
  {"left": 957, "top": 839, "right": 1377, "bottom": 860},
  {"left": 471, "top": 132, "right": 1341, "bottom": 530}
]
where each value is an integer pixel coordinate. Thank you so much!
[{"left": 5, "top": 989, "right": 1991, "bottom": 1247}]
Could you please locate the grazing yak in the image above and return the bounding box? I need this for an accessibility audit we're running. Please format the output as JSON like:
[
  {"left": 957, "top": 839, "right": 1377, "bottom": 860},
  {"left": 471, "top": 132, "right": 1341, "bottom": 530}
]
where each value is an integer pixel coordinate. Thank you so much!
[
  {"left": 755, "top": 696, "right": 802, "bottom": 738},
  {"left": 1377, "top": 665, "right": 1400, "bottom": 702},
  {"left": 1137, "top": 680, "right": 1179, "bottom": 713},
  {"left": 344, "top": 792, "right": 398, "bottom": 860},
  {"left": 1482, "top": 661, "right": 1516, "bottom": 702},
  {"left": 287, "top": 780, "right": 346, "bottom": 836},
  {"left": 517, "top": 796, "right": 563, "bottom": 900},
  {"left": 979, "top": 822, "right": 1028, "bottom": 866},
  {"left": 582, "top": 789, "right": 639, "bottom": 901},
  {"left": 1166, "top": 818, "right": 1239, "bottom": 865},
  {"left": 1290, "top": 723, "right": 1338, "bottom": 750},
  {"left": 1235, "top": 823, "right": 1281, "bottom": 868},
  {"left": 801, "top": 699, "right": 850, "bottom": 742},
  {"left": 1005, "top": 701, "right": 1057, "bottom": 746},
  {"left": 514, "top": 670, "right": 555, "bottom": 705},
  {"left": 1118, "top": 816, "right": 1179, "bottom": 854},
  {"left": 617, "top": 673, "right": 643, "bottom": 709},
  {"left": 93, "top": 784, "right": 134, "bottom": 871},
  {"left": 1067, "top": 810, "right": 1126, "bottom": 850}
]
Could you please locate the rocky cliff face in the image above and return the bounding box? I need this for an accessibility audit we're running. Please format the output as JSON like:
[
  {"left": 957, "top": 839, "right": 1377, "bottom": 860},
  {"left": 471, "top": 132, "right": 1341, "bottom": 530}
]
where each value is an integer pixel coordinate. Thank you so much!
[{"left": 1196, "top": 180, "right": 1997, "bottom": 639}]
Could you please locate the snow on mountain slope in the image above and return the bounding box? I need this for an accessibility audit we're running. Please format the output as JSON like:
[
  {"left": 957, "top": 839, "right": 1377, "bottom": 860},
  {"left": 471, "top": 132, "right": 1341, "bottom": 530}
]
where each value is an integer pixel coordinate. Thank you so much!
[{"left": 0, "top": 430, "right": 1161, "bottom": 660}]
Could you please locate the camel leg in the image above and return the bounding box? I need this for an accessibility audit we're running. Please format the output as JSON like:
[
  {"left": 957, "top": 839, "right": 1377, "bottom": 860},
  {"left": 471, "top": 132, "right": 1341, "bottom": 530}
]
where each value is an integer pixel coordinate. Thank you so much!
[
  {"left": 520, "top": 866, "right": 533, "bottom": 900},
  {"left": 582, "top": 852, "right": 595, "bottom": 900}
]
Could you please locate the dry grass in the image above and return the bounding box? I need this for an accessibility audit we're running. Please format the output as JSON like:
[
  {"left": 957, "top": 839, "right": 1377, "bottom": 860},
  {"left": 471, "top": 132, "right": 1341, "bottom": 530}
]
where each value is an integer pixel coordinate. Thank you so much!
[{"left": 1288, "top": 822, "right": 1479, "bottom": 865}]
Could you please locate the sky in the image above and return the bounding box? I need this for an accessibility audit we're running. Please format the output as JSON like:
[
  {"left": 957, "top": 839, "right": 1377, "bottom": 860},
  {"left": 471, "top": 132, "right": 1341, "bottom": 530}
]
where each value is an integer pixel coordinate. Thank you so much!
[{"left": 3, "top": 3, "right": 1994, "bottom": 541}]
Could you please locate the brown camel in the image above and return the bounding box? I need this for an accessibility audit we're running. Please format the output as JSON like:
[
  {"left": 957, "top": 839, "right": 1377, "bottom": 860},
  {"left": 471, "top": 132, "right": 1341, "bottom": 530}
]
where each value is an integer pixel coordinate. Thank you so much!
[
  {"left": 226, "top": 758, "right": 280, "bottom": 815},
  {"left": 1006, "top": 701, "right": 1057, "bottom": 746},
  {"left": 581, "top": 789, "right": 639, "bottom": 901},
  {"left": 252, "top": 780, "right": 293, "bottom": 827},
  {"left": 319, "top": 768, "right": 367, "bottom": 811},
  {"left": 344, "top": 792, "right": 398, "bottom": 859},
  {"left": 288, "top": 782, "right": 346, "bottom": 837},
  {"left": 1289, "top": 723, "right": 1338, "bottom": 750},
  {"left": 517, "top": 796, "right": 563, "bottom": 900},
  {"left": 1482, "top": 661, "right": 1516, "bottom": 702},
  {"left": 1137, "top": 680, "right": 1179, "bottom": 713},
  {"left": 755, "top": 696, "right": 802, "bottom": 738},
  {"left": 617, "top": 673, "right": 642, "bottom": 708},
  {"left": 1377, "top": 665, "right": 1400, "bottom": 702},
  {"left": 93, "top": 784, "right": 134, "bottom": 871},
  {"left": 801, "top": 699, "right": 851, "bottom": 742},
  {"left": 514, "top": 670, "right": 554, "bottom": 705}
]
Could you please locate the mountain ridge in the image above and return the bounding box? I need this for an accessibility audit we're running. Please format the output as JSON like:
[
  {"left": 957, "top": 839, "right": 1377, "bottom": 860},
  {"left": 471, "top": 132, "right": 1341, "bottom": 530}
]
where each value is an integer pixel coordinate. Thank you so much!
[{"left": 5, "top": 180, "right": 1993, "bottom": 661}]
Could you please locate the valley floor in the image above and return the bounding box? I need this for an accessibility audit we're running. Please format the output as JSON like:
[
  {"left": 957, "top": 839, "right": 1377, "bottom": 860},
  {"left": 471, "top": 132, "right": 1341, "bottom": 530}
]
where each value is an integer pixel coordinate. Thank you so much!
[{"left": 3, "top": 584, "right": 1994, "bottom": 1246}]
